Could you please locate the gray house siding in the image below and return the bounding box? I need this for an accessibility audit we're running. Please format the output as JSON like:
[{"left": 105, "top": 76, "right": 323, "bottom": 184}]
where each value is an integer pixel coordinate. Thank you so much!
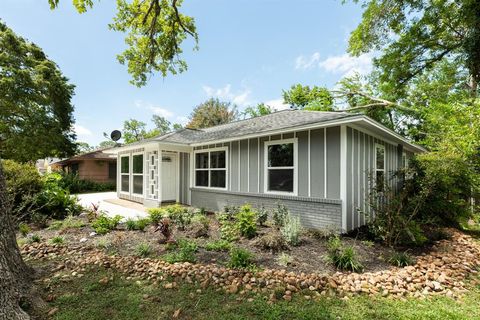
[
  {"left": 191, "top": 188, "right": 342, "bottom": 230},
  {"left": 179, "top": 152, "right": 190, "bottom": 205}
]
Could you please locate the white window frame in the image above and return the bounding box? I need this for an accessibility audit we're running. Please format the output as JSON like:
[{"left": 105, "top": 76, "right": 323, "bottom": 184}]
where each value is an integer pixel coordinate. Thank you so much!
[
  {"left": 374, "top": 143, "right": 385, "bottom": 191},
  {"left": 402, "top": 151, "right": 409, "bottom": 168},
  {"left": 120, "top": 155, "right": 130, "bottom": 194},
  {"left": 131, "top": 152, "right": 144, "bottom": 196},
  {"left": 193, "top": 146, "right": 228, "bottom": 190},
  {"left": 264, "top": 138, "right": 298, "bottom": 196}
]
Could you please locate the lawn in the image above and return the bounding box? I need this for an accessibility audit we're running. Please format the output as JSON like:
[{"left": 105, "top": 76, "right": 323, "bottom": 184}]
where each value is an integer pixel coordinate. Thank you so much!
[{"left": 44, "top": 267, "right": 480, "bottom": 320}]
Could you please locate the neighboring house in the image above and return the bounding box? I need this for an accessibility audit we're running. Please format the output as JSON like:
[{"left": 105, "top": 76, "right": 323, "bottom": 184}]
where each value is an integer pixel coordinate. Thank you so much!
[
  {"left": 107, "top": 110, "right": 425, "bottom": 232},
  {"left": 52, "top": 149, "right": 117, "bottom": 184},
  {"left": 36, "top": 157, "right": 63, "bottom": 175}
]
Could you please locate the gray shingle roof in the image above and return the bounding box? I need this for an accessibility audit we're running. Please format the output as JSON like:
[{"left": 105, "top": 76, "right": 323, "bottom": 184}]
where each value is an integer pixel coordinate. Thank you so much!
[{"left": 156, "top": 110, "right": 356, "bottom": 145}]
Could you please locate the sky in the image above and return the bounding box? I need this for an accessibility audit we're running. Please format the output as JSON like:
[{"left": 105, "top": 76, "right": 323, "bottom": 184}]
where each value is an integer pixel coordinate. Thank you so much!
[{"left": 1, "top": 0, "right": 371, "bottom": 146}]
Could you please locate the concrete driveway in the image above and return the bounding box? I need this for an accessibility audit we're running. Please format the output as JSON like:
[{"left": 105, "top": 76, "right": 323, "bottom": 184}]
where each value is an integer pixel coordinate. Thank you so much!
[{"left": 76, "top": 192, "right": 148, "bottom": 220}]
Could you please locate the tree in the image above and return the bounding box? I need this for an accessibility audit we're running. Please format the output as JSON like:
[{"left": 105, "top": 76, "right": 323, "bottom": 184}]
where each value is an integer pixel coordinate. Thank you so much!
[
  {"left": 152, "top": 115, "right": 171, "bottom": 134},
  {"left": 282, "top": 84, "right": 334, "bottom": 110},
  {"left": 48, "top": 0, "right": 198, "bottom": 87},
  {"left": 122, "top": 119, "right": 148, "bottom": 144},
  {"left": 242, "top": 103, "right": 273, "bottom": 119},
  {"left": 346, "top": 0, "right": 480, "bottom": 96},
  {"left": 187, "top": 98, "right": 238, "bottom": 129},
  {"left": 0, "top": 22, "right": 77, "bottom": 163},
  {"left": 76, "top": 142, "right": 95, "bottom": 153},
  {"left": 98, "top": 140, "right": 116, "bottom": 149}
]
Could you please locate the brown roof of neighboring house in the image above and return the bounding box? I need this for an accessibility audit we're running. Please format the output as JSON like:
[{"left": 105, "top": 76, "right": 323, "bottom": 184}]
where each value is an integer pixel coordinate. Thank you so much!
[{"left": 53, "top": 148, "right": 116, "bottom": 165}]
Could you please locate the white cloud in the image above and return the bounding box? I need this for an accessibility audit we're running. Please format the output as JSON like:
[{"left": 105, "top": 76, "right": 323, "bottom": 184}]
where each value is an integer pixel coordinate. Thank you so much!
[
  {"left": 74, "top": 124, "right": 92, "bottom": 136},
  {"left": 134, "top": 99, "right": 175, "bottom": 119},
  {"left": 318, "top": 53, "right": 372, "bottom": 77},
  {"left": 175, "top": 116, "right": 189, "bottom": 125},
  {"left": 295, "top": 52, "right": 321, "bottom": 70},
  {"left": 202, "top": 84, "right": 253, "bottom": 107},
  {"left": 264, "top": 98, "right": 290, "bottom": 111}
]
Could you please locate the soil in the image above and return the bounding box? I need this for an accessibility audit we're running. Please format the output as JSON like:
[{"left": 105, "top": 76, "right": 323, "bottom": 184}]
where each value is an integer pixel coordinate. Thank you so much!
[{"left": 23, "top": 213, "right": 426, "bottom": 275}]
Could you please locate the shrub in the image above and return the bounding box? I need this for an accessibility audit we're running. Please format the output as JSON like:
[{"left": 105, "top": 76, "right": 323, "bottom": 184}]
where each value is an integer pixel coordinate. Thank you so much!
[
  {"left": 163, "top": 239, "right": 198, "bottom": 263},
  {"left": 326, "top": 236, "right": 363, "bottom": 272},
  {"left": 280, "top": 213, "right": 302, "bottom": 246},
  {"left": 223, "top": 205, "right": 240, "bottom": 218},
  {"left": 49, "top": 236, "right": 65, "bottom": 245},
  {"left": 218, "top": 213, "right": 239, "bottom": 242},
  {"left": 256, "top": 206, "right": 268, "bottom": 226},
  {"left": 136, "top": 243, "right": 152, "bottom": 257},
  {"left": 235, "top": 204, "right": 257, "bottom": 238},
  {"left": 92, "top": 215, "right": 122, "bottom": 235},
  {"left": 164, "top": 205, "right": 194, "bottom": 230},
  {"left": 205, "top": 239, "right": 232, "bottom": 252},
  {"left": 276, "top": 252, "right": 293, "bottom": 267},
  {"left": 18, "top": 223, "right": 30, "bottom": 237},
  {"left": 48, "top": 215, "right": 85, "bottom": 230},
  {"left": 125, "top": 219, "right": 137, "bottom": 231},
  {"left": 272, "top": 204, "right": 288, "bottom": 228},
  {"left": 187, "top": 214, "right": 209, "bottom": 238},
  {"left": 227, "top": 247, "right": 255, "bottom": 269},
  {"left": 136, "top": 218, "right": 150, "bottom": 231},
  {"left": 148, "top": 208, "right": 164, "bottom": 224},
  {"left": 57, "top": 172, "right": 115, "bottom": 193},
  {"left": 27, "top": 234, "right": 41, "bottom": 243},
  {"left": 253, "top": 230, "right": 287, "bottom": 252},
  {"left": 309, "top": 225, "right": 339, "bottom": 239},
  {"left": 387, "top": 251, "right": 415, "bottom": 267}
]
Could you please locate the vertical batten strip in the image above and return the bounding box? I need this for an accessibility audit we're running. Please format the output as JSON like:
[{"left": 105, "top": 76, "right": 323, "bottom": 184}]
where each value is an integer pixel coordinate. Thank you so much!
[
  {"left": 340, "top": 125, "right": 347, "bottom": 232},
  {"left": 247, "top": 139, "right": 250, "bottom": 193},
  {"left": 324, "top": 127, "right": 327, "bottom": 198},
  {"left": 257, "top": 137, "right": 260, "bottom": 193},
  {"left": 238, "top": 141, "right": 241, "bottom": 191},
  {"left": 307, "top": 130, "right": 311, "bottom": 197}
]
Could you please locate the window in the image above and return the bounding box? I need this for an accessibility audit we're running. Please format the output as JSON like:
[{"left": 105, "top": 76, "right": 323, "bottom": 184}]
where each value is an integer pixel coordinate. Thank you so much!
[
  {"left": 120, "top": 156, "right": 129, "bottom": 192},
  {"left": 70, "top": 163, "right": 79, "bottom": 175},
  {"left": 402, "top": 152, "right": 408, "bottom": 168},
  {"left": 132, "top": 154, "right": 143, "bottom": 194},
  {"left": 194, "top": 148, "right": 227, "bottom": 189},
  {"left": 265, "top": 139, "right": 297, "bottom": 194},
  {"left": 108, "top": 163, "right": 116, "bottom": 180},
  {"left": 375, "top": 144, "right": 385, "bottom": 191}
]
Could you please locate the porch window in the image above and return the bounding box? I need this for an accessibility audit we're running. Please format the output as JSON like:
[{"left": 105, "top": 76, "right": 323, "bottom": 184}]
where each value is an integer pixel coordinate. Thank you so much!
[
  {"left": 194, "top": 148, "right": 227, "bottom": 189},
  {"left": 120, "top": 156, "right": 129, "bottom": 192},
  {"left": 375, "top": 144, "right": 385, "bottom": 191},
  {"left": 265, "top": 139, "right": 297, "bottom": 194},
  {"left": 132, "top": 154, "right": 143, "bottom": 195}
]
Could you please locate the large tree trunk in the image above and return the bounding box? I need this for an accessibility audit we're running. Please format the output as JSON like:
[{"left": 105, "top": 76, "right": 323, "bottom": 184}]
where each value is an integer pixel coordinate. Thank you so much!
[{"left": 0, "top": 162, "right": 35, "bottom": 320}]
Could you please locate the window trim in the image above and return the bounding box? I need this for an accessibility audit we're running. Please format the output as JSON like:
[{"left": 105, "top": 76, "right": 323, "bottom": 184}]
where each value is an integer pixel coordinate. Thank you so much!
[
  {"left": 374, "top": 143, "right": 385, "bottom": 191},
  {"left": 131, "top": 152, "right": 144, "bottom": 196},
  {"left": 402, "top": 151, "right": 409, "bottom": 168},
  {"left": 120, "top": 155, "right": 130, "bottom": 194},
  {"left": 264, "top": 138, "right": 298, "bottom": 196},
  {"left": 193, "top": 146, "right": 228, "bottom": 190}
]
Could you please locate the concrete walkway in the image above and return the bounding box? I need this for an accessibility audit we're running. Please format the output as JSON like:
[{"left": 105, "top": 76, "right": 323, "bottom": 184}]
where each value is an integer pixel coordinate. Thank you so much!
[{"left": 76, "top": 192, "right": 148, "bottom": 220}]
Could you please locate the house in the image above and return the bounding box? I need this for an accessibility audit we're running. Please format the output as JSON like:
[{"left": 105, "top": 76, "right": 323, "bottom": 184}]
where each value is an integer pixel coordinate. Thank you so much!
[
  {"left": 52, "top": 149, "right": 117, "bottom": 184},
  {"left": 36, "top": 157, "right": 63, "bottom": 175},
  {"left": 107, "top": 110, "right": 425, "bottom": 232}
]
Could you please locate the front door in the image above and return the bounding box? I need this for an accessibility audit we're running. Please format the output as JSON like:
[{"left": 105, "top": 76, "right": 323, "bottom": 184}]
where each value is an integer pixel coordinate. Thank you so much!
[{"left": 161, "top": 153, "right": 177, "bottom": 202}]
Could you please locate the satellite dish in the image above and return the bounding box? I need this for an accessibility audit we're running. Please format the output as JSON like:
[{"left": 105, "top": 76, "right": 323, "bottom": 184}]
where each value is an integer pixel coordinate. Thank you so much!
[{"left": 110, "top": 130, "right": 122, "bottom": 142}]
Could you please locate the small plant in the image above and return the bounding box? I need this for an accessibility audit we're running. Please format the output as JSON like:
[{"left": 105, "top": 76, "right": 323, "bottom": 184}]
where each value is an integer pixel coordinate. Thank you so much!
[
  {"left": 125, "top": 219, "right": 137, "bottom": 231},
  {"left": 272, "top": 203, "right": 289, "bottom": 228},
  {"left": 27, "top": 234, "right": 41, "bottom": 243},
  {"left": 48, "top": 215, "right": 85, "bottom": 230},
  {"left": 136, "top": 243, "right": 152, "bottom": 257},
  {"left": 253, "top": 230, "right": 287, "bottom": 252},
  {"left": 309, "top": 225, "right": 339, "bottom": 239},
  {"left": 95, "top": 238, "right": 111, "bottom": 250},
  {"left": 218, "top": 213, "right": 239, "bottom": 242},
  {"left": 256, "top": 206, "right": 268, "bottom": 226},
  {"left": 227, "top": 247, "right": 255, "bottom": 269},
  {"left": 163, "top": 239, "right": 198, "bottom": 263},
  {"left": 235, "top": 204, "right": 257, "bottom": 239},
  {"left": 148, "top": 208, "right": 165, "bottom": 224},
  {"left": 223, "top": 205, "right": 240, "bottom": 218},
  {"left": 17, "top": 238, "right": 28, "bottom": 247},
  {"left": 18, "top": 223, "right": 30, "bottom": 237},
  {"left": 205, "top": 239, "right": 232, "bottom": 252},
  {"left": 387, "top": 251, "right": 414, "bottom": 267},
  {"left": 326, "top": 236, "right": 363, "bottom": 272},
  {"left": 92, "top": 215, "right": 122, "bottom": 235},
  {"left": 361, "top": 240, "right": 375, "bottom": 247},
  {"left": 276, "top": 252, "right": 293, "bottom": 267},
  {"left": 192, "top": 214, "right": 209, "bottom": 229},
  {"left": 49, "top": 236, "right": 65, "bottom": 245},
  {"left": 280, "top": 213, "right": 302, "bottom": 246},
  {"left": 136, "top": 218, "right": 150, "bottom": 231}
]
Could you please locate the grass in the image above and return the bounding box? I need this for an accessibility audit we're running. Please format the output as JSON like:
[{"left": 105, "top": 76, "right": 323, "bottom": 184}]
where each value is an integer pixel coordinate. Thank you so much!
[
  {"left": 42, "top": 267, "right": 480, "bottom": 320},
  {"left": 48, "top": 215, "right": 86, "bottom": 230}
]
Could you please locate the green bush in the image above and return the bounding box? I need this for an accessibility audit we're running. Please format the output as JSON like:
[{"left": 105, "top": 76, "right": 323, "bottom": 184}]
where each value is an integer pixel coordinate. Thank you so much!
[
  {"left": 49, "top": 236, "right": 65, "bottom": 245},
  {"left": 218, "top": 213, "right": 239, "bottom": 242},
  {"left": 135, "top": 243, "right": 152, "bottom": 257},
  {"left": 280, "top": 213, "right": 302, "bottom": 246},
  {"left": 326, "top": 236, "right": 363, "bottom": 272},
  {"left": 205, "top": 239, "right": 232, "bottom": 252},
  {"left": 136, "top": 218, "right": 150, "bottom": 231},
  {"left": 92, "top": 215, "right": 122, "bottom": 235},
  {"left": 165, "top": 205, "right": 194, "bottom": 230},
  {"left": 272, "top": 204, "right": 289, "bottom": 228},
  {"left": 387, "top": 251, "right": 415, "bottom": 267},
  {"left": 18, "top": 223, "right": 30, "bottom": 237},
  {"left": 227, "top": 247, "right": 255, "bottom": 269},
  {"left": 276, "top": 252, "right": 293, "bottom": 267},
  {"left": 163, "top": 239, "right": 198, "bottom": 263},
  {"left": 125, "top": 219, "right": 137, "bottom": 231},
  {"left": 28, "top": 234, "right": 41, "bottom": 243},
  {"left": 256, "top": 206, "right": 268, "bottom": 226},
  {"left": 235, "top": 205, "right": 257, "bottom": 238},
  {"left": 148, "top": 208, "right": 164, "bottom": 224},
  {"left": 57, "top": 172, "right": 115, "bottom": 193}
]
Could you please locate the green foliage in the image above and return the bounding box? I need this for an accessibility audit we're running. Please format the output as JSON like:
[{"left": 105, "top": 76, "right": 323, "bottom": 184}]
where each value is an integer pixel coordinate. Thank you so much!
[
  {"left": 276, "top": 252, "right": 293, "bottom": 267},
  {"left": 256, "top": 206, "right": 268, "bottom": 226},
  {"left": 280, "top": 213, "right": 302, "bottom": 246},
  {"left": 18, "top": 223, "right": 30, "bottom": 237},
  {"left": 57, "top": 173, "right": 115, "bottom": 193},
  {"left": 218, "top": 214, "right": 239, "bottom": 242},
  {"left": 125, "top": 219, "right": 137, "bottom": 231},
  {"left": 227, "top": 247, "right": 255, "bottom": 269},
  {"left": 326, "top": 236, "right": 363, "bottom": 272},
  {"left": 187, "top": 98, "right": 238, "bottom": 129},
  {"left": 49, "top": 236, "right": 65, "bottom": 245},
  {"left": 242, "top": 103, "right": 273, "bottom": 119},
  {"left": 48, "top": 215, "right": 85, "bottom": 230},
  {"left": 204, "top": 239, "right": 232, "bottom": 252},
  {"left": 191, "top": 214, "right": 209, "bottom": 229},
  {"left": 135, "top": 243, "right": 152, "bottom": 258},
  {"left": 148, "top": 208, "right": 164, "bottom": 224},
  {"left": 0, "top": 22, "right": 76, "bottom": 162},
  {"left": 272, "top": 204, "right": 289, "bottom": 228},
  {"left": 165, "top": 205, "right": 194, "bottom": 230},
  {"left": 162, "top": 239, "right": 198, "bottom": 263},
  {"left": 125, "top": 218, "right": 150, "bottom": 231},
  {"left": 235, "top": 205, "right": 257, "bottom": 239},
  {"left": 27, "top": 234, "right": 41, "bottom": 244},
  {"left": 92, "top": 215, "right": 122, "bottom": 235},
  {"left": 282, "top": 84, "right": 334, "bottom": 110},
  {"left": 253, "top": 230, "right": 287, "bottom": 252},
  {"left": 387, "top": 251, "right": 415, "bottom": 267}
]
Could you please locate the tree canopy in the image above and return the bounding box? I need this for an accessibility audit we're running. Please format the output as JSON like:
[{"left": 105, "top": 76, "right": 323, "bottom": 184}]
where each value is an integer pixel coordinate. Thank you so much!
[
  {"left": 282, "top": 84, "right": 334, "bottom": 110},
  {"left": 242, "top": 103, "right": 273, "bottom": 119},
  {"left": 0, "top": 21, "right": 77, "bottom": 163},
  {"left": 187, "top": 98, "right": 238, "bottom": 129}
]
